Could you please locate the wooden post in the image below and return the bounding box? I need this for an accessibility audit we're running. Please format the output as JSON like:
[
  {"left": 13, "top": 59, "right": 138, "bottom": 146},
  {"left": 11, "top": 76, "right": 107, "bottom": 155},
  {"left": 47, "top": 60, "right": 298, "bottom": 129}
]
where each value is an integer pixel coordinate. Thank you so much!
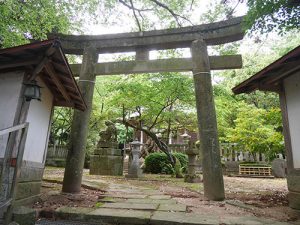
[
  {"left": 62, "top": 44, "right": 98, "bottom": 193},
  {"left": 4, "top": 123, "right": 29, "bottom": 224},
  {"left": 191, "top": 39, "right": 225, "bottom": 201}
]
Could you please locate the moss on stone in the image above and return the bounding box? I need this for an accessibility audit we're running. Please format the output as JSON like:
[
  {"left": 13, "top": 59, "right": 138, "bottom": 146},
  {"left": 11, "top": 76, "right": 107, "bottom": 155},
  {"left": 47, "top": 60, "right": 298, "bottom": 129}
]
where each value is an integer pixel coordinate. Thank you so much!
[{"left": 95, "top": 202, "right": 104, "bottom": 208}]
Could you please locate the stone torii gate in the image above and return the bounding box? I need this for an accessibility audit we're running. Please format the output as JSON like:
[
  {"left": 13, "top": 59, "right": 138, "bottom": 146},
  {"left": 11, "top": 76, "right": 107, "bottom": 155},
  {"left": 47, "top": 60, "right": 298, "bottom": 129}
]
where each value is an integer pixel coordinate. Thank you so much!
[{"left": 51, "top": 16, "right": 244, "bottom": 200}]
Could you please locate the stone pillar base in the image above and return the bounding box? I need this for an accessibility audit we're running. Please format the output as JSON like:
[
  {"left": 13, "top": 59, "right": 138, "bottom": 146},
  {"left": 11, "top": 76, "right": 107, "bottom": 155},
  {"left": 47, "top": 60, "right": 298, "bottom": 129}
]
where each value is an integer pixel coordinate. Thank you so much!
[
  {"left": 125, "top": 173, "right": 143, "bottom": 179},
  {"left": 12, "top": 206, "right": 36, "bottom": 225},
  {"left": 184, "top": 174, "right": 202, "bottom": 183},
  {"left": 288, "top": 191, "right": 300, "bottom": 209},
  {"left": 287, "top": 174, "right": 300, "bottom": 210}
]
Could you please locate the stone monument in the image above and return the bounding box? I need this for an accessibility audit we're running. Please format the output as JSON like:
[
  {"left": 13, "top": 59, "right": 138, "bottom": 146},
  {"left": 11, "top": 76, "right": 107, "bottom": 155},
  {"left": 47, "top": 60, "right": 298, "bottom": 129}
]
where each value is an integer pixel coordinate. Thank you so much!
[
  {"left": 272, "top": 158, "right": 287, "bottom": 178},
  {"left": 90, "top": 121, "right": 123, "bottom": 176}
]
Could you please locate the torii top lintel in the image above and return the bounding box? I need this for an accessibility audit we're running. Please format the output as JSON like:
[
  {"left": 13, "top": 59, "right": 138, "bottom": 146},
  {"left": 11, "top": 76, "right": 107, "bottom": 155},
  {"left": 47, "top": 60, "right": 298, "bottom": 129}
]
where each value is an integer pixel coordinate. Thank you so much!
[{"left": 50, "top": 16, "right": 244, "bottom": 55}]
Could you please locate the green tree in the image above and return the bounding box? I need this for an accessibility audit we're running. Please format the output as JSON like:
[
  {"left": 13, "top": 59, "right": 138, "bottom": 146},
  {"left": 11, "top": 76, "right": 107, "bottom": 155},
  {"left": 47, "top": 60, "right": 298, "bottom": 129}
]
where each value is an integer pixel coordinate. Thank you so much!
[
  {"left": 50, "top": 108, "right": 73, "bottom": 145},
  {"left": 0, "top": 0, "right": 101, "bottom": 47},
  {"left": 226, "top": 103, "right": 284, "bottom": 160},
  {"left": 105, "top": 72, "right": 195, "bottom": 168},
  {"left": 109, "top": 72, "right": 195, "bottom": 135},
  {"left": 244, "top": 0, "right": 300, "bottom": 34},
  {"left": 214, "top": 85, "right": 239, "bottom": 142}
]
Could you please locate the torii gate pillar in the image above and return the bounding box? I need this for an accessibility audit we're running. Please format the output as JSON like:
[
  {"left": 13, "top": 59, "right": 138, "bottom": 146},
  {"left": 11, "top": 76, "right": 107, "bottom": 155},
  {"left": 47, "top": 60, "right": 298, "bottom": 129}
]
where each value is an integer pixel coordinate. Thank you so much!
[
  {"left": 62, "top": 44, "right": 98, "bottom": 193},
  {"left": 191, "top": 39, "right": 225, "bottom": 200}
]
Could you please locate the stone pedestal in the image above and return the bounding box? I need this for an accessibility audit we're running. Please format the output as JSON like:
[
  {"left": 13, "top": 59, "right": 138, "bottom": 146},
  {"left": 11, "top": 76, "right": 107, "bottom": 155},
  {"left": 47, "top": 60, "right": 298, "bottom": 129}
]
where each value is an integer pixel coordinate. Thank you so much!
[
  {"left": 90, "top": 142, "right": 123, "bottom": 176},
  {"left": 184, "top": 149, "right": 202, "bottom": 183},
  {"left": 126, "top": 140, "right": 143, "bottom": 178}
]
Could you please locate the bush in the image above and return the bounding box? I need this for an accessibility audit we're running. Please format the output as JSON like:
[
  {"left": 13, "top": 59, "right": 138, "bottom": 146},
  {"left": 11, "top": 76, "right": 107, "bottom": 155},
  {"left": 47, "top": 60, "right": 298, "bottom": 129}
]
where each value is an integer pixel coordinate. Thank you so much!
[{"left": 144, "top": 152, "right": 188, "bottom": 174}]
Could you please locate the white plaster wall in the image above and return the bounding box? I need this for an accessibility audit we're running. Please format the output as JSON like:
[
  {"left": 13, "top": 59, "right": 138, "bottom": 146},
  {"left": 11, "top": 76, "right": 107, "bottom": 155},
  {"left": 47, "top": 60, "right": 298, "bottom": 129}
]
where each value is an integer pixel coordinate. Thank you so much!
[
  {"left": 284, "top": 71, "right": 300, "bottom": 169},
  {"left": 23, "top": 77, "right": 53, "bottom": 163},
  {"left": 0, "top": 71, "right": 24, "bottom": 158}
]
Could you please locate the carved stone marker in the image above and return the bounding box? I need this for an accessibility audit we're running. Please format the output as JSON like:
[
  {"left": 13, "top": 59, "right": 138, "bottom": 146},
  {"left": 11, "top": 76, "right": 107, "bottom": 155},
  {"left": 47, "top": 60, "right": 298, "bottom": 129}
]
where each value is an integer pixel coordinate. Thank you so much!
[
  {"left": 90, "top": 121, "right": 123, "bottom": 176},
  {"left": 126, "top": 140, "right": 143, "bottom": 178},
  {"left": 272, "top": 159, "right": 287, "bottom": 178}
]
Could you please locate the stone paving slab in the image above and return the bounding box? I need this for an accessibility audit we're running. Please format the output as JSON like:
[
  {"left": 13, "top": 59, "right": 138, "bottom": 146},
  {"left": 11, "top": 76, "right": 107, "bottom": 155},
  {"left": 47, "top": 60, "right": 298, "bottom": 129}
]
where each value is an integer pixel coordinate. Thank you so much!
[
  {"left": 55, "top": 207, "right": 94, "bottom": 221},
  {"left": 97, "top": 196, "right": 125, "bottom": 203},
  {"left": 126, "top": 198, "right": 177, "bottom": 204},
  {"left": 102, "top": 202, "right": 158, "bottom": 210},
  {"left": 148, "top": 195, "right": 171, "bottom": 200},
  {"left": 140, "top": 190, "right": 163, "bottom": 195},
  {"left": 151, "top": 211, "right": 292, "bottom": 225},
  {"left": 108, "top": 194, "right": 148, "bottom": 199},
  {"left": 221, "top": 216, "right": 292, "bottom": 225},
  {"left": 54, "top": 207, "right": 293, "bottom": 225},
  {"left": 82, "top": 179, "right": 108, "bottom": 191},
  {"left": 108, "top": 189, "right": 144, "bottom": 194},
  {"left": 136, "top": 187, "right": 152, "bottom": 190},
  {"left": 151, "top": 211, "right": 218, "bottom": 225},
  {"left": 157, "top": 203, "right": 187, "bottom": 212},
  {"left": 51, "top": 177, "right": 293, "bottom": 225},
  {"left": 36, "top": 219, "right": 101, "bottom": 225},
  {"left": 88, "top": 208, "right": 151, "bottom": 225}
]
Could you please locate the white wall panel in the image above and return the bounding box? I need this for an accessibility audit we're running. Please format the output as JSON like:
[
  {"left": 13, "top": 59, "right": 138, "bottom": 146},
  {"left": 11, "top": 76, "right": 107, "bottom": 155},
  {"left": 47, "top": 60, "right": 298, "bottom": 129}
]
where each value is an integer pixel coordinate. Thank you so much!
[
  {"left": 284, "top": 71, "right": 300, "bottom": 169},
  {"left": 0, "top": 72, "right": 23, "bottom": 158},
  {"left": 23, "top": 78, "right": 53, "bottom": 163}
]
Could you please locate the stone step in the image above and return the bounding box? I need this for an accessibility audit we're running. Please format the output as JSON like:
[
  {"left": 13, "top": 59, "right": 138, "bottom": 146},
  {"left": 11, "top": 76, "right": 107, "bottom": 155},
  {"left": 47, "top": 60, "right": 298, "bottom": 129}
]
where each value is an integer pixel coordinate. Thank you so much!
[
  {"left": 101, "top": 202, "right": 158, "bottom": 210},
  {"left": 36, "top": 219, "right": 99, "bottom": 225},
  {"left": 53, "top": 207, "right": 291, "bottom": 225}
]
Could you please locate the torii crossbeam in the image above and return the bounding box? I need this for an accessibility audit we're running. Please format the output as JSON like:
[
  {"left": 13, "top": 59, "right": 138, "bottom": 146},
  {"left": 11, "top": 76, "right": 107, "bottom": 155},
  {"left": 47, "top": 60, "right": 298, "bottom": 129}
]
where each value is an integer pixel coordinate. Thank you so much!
[{"left": 50, "top": 16, "right": 245, "bottom": 200}]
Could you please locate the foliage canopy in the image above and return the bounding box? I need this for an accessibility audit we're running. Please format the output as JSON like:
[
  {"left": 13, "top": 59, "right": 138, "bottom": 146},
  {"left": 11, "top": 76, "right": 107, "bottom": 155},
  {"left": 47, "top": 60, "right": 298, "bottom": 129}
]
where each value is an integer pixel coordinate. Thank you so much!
[{"left": 244, "top": 0, "right": 300, "bottom": 34}]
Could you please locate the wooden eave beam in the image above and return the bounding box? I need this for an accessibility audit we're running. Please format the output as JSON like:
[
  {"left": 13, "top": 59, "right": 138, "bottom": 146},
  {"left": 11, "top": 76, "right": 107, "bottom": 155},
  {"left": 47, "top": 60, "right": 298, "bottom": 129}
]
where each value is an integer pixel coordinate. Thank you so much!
[
  {"left": 29, "top": 43, "right": 60, "bottom": 81},
  {"left": 0, "top": 58, "right": 39, "bottom": 70},
  {"left": 41, "top": 74, "right": 70, "bottom": 104},
  {"left": 44, "top": 63, "right": 73, "bottom": 105},
  {"left": 70, "top": 55, "right": 242, "bottom": 76},
  {"left": 262, "top": 61, "right": 300, "bottom": 85},
  {"left": 257, "top": 83, "right": 281, "bottom": 93},
  {"left": 53, "top": 100, "right": 76, "bottom": 108},
  {"left": 52, "top": 17, "right": 244, "bottom": 54},
  {"left": 68, "top": 92, "right": 83, "bottom": 101},
  {"left": 233, "top": 60, "right": 300, "bottom": 94}
]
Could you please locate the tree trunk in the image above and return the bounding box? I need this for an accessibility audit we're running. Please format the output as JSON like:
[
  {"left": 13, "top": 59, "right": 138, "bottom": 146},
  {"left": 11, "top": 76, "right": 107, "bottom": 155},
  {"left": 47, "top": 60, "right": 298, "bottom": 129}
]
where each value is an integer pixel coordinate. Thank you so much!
[
  {"left": 191, "top": 39, "right": 225, "bottom": 201},
  {"left": 121, "top": 120, "right": 175, "bottom": 166},
  {"left": 62, "top": 45, "right": 98, "bottom": 193}
]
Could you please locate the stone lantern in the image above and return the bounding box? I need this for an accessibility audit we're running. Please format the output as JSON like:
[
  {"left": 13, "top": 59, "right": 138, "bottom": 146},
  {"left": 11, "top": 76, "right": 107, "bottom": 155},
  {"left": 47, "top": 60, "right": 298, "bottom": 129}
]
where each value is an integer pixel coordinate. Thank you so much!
[
  {"left": 180, "top": 130, "right": 190, "bottom": 151},
  {"left": 181, "top": 131, "right": 202, "bottom": 183},
  {"left": 185, "top": 148, "right": 202, "bottom": 183},
  {"left": 126, "top": 139, "right": 143, "bottom": 178},
  {"left": 181, "top": 130, "right": 191, "bottom": 143}
]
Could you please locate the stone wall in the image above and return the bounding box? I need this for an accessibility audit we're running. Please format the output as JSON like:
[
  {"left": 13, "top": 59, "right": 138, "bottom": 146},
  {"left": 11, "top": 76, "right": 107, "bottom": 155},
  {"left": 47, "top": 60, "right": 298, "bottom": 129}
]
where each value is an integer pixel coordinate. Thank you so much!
[{"left": 15, "top": 160, "right": 44, "bottom": 206}]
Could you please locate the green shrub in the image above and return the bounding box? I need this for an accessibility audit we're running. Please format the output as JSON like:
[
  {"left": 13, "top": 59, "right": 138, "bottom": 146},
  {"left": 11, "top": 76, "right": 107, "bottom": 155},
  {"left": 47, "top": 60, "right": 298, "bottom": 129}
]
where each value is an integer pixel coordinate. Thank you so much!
[
  {"left": 174, "top": 152, "right": 188, "bottom": 173},
  {"left": 144, "top": 152, "right": 188, "bottom": 174}
]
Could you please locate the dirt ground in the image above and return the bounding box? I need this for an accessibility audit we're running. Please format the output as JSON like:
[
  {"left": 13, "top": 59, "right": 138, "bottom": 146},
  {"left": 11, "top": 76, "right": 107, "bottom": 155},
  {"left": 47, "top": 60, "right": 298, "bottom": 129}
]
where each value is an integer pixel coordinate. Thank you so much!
[{"left": 35, "top": 167, "right": 300, "bottom": 222}]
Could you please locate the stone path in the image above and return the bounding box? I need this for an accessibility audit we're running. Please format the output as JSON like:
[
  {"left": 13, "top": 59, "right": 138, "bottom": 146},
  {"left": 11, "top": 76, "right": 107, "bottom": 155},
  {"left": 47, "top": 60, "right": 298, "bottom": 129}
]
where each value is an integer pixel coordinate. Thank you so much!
[{"left": 50, "top": 178, "right": 293, "bottom": 225}]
